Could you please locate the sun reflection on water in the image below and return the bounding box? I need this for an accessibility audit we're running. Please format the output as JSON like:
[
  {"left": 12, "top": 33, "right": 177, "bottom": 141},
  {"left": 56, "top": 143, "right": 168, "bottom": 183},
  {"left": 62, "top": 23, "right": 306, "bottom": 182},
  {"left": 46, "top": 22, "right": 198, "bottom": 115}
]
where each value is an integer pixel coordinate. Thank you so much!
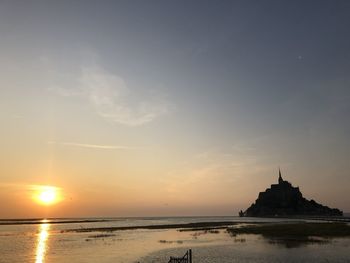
[{"left": 35, "top": 220, "right": 50, "bottom": 263}]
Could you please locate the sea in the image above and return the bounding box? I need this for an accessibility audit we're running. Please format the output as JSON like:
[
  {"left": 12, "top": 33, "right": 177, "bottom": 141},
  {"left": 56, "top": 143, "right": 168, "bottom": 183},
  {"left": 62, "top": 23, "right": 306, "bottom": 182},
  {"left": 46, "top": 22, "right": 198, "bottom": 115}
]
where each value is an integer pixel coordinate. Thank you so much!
[{"left": 0, "top": 216, "right": 349, "bottom": 263}]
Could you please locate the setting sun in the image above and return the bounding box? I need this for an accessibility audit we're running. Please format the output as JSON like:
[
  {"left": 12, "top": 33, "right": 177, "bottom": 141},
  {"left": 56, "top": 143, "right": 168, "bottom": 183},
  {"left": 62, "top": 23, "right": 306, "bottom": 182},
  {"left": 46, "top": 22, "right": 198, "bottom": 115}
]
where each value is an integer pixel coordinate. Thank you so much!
[
  {"left": 33, "top": 186, "right": 62, "bottom": 206},
  {"left": 39, "top": 188, "right": 56, "bottom": 204}
]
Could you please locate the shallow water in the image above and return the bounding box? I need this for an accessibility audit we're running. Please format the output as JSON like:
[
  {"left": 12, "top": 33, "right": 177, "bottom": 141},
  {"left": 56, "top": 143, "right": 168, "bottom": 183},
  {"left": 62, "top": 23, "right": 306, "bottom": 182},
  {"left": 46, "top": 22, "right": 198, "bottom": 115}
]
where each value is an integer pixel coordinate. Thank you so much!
[
  {"left": 141, "top": 239, "right": 350, "bottom": 263},
  {"left": 0, "top": 217, "right": 349, "bottom": 263}
]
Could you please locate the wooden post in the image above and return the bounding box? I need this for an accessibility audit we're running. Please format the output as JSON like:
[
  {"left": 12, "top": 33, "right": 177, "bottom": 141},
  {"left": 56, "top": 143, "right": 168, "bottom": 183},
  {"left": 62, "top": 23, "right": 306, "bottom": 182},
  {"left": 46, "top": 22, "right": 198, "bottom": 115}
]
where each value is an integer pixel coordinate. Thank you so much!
[{"left": 189, "top": 249, "right": 192, "bottom": 263}]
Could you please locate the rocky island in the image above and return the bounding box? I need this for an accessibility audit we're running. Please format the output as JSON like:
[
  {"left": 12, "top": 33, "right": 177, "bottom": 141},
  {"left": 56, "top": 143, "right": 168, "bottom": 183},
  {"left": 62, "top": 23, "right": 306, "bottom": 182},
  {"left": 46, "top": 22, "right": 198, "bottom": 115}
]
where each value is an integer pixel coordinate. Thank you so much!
[{"left": 241, "top": 170, "right": 343, "bottom": 217}]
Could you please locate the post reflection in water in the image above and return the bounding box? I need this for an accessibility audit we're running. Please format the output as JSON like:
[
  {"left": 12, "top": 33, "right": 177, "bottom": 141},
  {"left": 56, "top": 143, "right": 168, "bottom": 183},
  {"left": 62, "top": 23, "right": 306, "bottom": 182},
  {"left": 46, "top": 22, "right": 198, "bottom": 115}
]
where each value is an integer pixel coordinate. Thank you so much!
[{"left": 35, "top": 221, "right": 50, "bottom": 263}]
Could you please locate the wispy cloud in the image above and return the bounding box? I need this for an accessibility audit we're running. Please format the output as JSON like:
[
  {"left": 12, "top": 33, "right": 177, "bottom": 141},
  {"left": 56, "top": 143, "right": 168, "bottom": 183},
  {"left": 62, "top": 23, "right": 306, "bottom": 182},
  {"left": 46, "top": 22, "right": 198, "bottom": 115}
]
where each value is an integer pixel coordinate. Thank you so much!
[
  {"left": 27, "top": 184, "right": 62, "bottom": 191},
  {"left": 49, "top": 63, "right": 172, "bottom": 126},
  {"left": 0, "top": 183, "right": 62, "bottom": 194},
  {"left": 48, "top": 141, "right": 141, "bottom": 150}
]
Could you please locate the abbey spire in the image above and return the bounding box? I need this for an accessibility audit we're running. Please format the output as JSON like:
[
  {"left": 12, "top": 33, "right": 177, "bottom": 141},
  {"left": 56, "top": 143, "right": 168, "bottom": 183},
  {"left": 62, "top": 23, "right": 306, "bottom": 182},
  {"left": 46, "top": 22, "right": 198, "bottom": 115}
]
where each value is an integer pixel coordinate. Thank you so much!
[{"left": 278, "top": 168, "right": 283, "bottom": 184}]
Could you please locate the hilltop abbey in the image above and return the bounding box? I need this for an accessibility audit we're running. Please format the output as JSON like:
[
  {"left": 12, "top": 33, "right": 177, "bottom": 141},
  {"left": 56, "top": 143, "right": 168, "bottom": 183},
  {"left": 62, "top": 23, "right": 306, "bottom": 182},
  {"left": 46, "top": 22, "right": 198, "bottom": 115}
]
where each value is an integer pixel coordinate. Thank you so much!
[{"left": 241, "top": 169, "right": 343, "bottom": 217}]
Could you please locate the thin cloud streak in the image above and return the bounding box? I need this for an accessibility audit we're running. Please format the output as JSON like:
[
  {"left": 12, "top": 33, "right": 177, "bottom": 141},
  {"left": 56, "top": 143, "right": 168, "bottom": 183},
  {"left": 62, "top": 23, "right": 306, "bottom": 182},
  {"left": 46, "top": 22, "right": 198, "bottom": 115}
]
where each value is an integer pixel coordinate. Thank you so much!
[
  {"left": 28, "top": 184, "right": 62, "bottom": 191},
  {"left": 0, "top": 183, "right": 62, "bottom": 192},
  {"left": 48, "top": 62, "right": 173, "bottom": 126},
  {"left": 48, "top": 141, "right": 142, "bottom": 150}
]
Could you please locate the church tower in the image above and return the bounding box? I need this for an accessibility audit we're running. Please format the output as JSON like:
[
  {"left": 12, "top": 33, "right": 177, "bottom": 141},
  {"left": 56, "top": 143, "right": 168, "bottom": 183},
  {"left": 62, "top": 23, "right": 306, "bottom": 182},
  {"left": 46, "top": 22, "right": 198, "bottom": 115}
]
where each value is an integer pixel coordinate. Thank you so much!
[{"left": 278, "top": 168, "right": 283, "bottom": 184}]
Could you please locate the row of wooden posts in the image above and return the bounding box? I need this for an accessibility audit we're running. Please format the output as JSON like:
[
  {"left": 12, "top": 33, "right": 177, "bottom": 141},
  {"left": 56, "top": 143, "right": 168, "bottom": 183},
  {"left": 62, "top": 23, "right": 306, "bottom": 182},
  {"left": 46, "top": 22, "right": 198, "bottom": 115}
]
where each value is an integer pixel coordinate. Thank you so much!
[{"left": 168, "top": 249, "right": 192, "bottom": 263}]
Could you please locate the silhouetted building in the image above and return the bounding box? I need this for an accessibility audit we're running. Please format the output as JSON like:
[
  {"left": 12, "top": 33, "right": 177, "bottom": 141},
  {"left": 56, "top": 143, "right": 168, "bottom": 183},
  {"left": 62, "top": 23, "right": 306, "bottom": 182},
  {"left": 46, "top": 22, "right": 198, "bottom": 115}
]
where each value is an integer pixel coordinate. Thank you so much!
[{"left": 243, "top": 170, "right": 343, "bottom": 217}]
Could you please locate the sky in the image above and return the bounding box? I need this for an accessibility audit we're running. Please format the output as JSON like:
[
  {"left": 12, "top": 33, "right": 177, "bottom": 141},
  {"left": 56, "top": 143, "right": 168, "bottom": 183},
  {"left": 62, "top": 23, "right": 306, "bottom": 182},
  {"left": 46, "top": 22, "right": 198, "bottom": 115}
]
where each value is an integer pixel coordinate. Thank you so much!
[{"left": 0, "top": 0, "right": 350, "bottom": 218}]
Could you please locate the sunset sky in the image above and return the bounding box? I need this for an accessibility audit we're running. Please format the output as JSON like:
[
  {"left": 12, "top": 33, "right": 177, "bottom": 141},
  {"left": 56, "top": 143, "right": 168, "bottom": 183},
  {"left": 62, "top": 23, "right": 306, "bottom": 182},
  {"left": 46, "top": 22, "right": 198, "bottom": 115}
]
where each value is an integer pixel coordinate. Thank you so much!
[{"left": 1, "top": 1, "right": 350, "bottom": 218}]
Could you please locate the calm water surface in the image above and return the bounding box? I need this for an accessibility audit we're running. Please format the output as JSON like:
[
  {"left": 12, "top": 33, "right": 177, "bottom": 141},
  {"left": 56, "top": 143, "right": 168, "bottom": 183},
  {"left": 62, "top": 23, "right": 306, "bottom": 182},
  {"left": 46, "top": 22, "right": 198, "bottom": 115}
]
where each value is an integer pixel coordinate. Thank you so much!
[{"left": 0, "top": 217, "right": 349, "bottom": 263}]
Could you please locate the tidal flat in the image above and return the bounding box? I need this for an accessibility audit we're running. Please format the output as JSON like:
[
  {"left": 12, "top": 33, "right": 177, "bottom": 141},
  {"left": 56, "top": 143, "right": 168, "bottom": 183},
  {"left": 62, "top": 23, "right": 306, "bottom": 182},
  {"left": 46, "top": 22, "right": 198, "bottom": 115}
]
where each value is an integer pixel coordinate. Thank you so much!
[
  {"left": 140, "top": 221, "right": 350, "bottom": 262},
  {"left": 64, "top": 221, "right": 238, "bottom": 233},
  {"left": 1, "top": 217, "right": 350, "bottom": 263}
]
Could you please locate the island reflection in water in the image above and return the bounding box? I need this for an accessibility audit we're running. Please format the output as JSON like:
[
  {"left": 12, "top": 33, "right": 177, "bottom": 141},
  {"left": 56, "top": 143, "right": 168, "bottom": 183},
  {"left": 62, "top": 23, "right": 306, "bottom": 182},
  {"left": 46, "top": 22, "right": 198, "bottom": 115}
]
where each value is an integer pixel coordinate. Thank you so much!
[{"left": 35, "top": 221, "right": 50, "bottom": 263}]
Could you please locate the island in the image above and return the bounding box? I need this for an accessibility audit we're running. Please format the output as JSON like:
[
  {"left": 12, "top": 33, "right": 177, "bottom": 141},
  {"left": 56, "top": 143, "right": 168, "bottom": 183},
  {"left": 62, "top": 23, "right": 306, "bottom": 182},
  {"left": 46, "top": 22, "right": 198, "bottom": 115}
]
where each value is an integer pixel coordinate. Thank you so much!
[{"left": 240, "top": 169, "right": 343, "bottom": 217}]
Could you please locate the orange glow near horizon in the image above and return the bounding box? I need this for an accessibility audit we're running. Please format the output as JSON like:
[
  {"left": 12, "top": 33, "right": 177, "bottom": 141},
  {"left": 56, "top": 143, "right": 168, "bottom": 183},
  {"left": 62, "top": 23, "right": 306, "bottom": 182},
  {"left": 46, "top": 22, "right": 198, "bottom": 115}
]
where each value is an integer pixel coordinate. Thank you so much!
[{"left": 33, "top": 185, "right": 63, "bottom": 206}]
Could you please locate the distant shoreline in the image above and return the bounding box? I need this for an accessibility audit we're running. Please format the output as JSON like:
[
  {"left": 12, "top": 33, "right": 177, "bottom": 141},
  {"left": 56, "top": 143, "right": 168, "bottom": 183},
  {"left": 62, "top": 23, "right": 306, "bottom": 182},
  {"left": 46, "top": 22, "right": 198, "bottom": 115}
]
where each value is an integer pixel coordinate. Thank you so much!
[
  {"left": 0, "top": 219, "right": 117, "bottom": 225},
  {"left": 1, "top": 215, "right": 349, "bottom": 226}
]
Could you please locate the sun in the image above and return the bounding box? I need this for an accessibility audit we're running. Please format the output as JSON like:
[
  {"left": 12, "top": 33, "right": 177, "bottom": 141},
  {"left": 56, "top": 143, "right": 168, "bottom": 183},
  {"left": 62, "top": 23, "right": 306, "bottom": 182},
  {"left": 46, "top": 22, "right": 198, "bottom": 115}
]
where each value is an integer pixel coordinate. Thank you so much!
[
  {"left": 39, "top": 188, "right": 56, "bottom": 204},
  {"left": 34, "top": 186, "right": 62, "bottom": 206}
]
